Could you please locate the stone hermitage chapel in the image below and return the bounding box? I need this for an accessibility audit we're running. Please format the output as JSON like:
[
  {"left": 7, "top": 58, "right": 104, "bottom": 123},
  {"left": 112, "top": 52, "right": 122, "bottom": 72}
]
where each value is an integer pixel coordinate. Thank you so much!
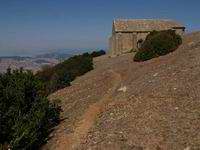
[{"left": 109, "top": 19, "right": 185, "bottom": 55}]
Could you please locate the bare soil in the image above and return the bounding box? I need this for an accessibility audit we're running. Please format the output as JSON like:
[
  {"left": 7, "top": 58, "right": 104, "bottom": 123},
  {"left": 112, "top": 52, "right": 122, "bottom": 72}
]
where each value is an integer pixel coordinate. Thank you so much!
[{"left": 43, "top": 32, "right": 200, "bottom": 150}]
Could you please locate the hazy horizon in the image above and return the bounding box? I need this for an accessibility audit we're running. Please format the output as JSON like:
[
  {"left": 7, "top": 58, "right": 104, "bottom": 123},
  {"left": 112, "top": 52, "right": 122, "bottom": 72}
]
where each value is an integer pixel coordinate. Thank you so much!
[
  {"left": 0, "top": 0, "right": 200, "bottom": 56},
  {"left": 0, "top": 48, "right": 101, "bottom": 57}
]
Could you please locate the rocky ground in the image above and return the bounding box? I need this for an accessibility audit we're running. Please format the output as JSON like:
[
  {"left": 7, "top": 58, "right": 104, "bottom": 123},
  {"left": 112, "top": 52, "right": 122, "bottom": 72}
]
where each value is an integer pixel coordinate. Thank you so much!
[{"left": 43, "top": 32, "right": 200, "bottom": 150}]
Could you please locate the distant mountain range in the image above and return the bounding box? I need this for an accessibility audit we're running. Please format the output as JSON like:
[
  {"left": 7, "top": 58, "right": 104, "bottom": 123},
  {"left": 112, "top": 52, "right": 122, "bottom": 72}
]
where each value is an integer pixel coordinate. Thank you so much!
[
  {"left": 0, "top": 56, "right": 32, "bottom": 61},
  {"left": 35, "top": 52, "right": 73, "bottom": 60},
  {"left": 0, "top": 51, "right": 75, "bottom": 73},
  {"left": 0, "top": 49, "right": 106, "bottom": 73}
]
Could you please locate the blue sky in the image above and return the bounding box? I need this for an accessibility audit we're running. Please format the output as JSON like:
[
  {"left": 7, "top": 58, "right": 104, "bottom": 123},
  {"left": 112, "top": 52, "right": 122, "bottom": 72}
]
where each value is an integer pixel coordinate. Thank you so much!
[{"left": 0, "top": 0, "right": 199, "bottom": 56}]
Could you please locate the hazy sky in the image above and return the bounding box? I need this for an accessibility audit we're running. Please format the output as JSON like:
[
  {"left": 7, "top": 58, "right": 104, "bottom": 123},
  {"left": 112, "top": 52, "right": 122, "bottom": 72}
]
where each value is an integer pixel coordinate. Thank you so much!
[{"left": 0, "top": 0, "right": 199, "bottom": 56}]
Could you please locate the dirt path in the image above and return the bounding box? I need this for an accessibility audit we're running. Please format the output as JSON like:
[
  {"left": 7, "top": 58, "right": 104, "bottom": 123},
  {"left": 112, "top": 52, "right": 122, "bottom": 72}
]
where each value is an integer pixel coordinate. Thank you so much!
[{"left": 55, "top": 70, "right": 122, "bottom": 150}]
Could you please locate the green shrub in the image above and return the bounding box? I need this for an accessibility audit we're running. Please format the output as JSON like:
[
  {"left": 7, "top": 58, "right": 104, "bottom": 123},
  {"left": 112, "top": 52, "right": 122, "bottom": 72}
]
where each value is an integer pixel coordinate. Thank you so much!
[
  {"left": 36, "top": 53, "right": 93, "bottom": 95},
  {"left": 134, "top": 50, "right": 156, "bottom": 61},
  {"left": 134, "top": 30, "right": 182, "bottom": 61},
  {"left": 0, "top": 52, "right": 94, "bottom": 149},
  {"left": 90, "top": 50, "right": 106, "bottom": 57},
  {"left": 0, "top": 69, "right": 60, "bottom": 149}
]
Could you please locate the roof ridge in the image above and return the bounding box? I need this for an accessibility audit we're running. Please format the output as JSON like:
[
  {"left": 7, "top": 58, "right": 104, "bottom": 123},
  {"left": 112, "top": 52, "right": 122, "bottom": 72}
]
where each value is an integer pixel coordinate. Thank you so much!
[
  {"left": 113, "top": 19, "right": 185, "bottom": 32},
  {"left": 114, "top": 19, "right": 175, "bottom": 22}
]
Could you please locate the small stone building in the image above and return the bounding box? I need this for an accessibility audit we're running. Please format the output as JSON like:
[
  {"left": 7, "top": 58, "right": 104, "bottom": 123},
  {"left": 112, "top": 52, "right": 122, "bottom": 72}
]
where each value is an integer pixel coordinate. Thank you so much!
[{"left": 109, "top": 19, "right": 185, "bottom": 55}]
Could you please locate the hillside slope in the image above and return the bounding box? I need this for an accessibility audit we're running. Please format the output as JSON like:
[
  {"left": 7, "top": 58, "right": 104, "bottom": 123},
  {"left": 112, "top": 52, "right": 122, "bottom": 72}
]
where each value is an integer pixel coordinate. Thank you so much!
[{"left": 44, "top": 32, "right": 200, "bottom": 150}]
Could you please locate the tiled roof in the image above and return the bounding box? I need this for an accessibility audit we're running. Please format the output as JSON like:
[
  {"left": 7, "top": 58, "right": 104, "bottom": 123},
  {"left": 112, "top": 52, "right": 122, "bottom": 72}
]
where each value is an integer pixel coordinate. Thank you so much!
[{"left": 113, "top": 19, "right": 185, "bottom": 32}]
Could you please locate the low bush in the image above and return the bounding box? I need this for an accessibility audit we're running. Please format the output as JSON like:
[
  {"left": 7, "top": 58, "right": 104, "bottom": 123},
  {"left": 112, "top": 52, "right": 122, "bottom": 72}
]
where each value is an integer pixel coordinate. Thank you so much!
[
  {"left": 0, "top": 52, "right": 95, "bottom": 149},
  {"left": 0, "top": 68, "right": 60, "bottom": 149},
  {"left": 134, "top": 50, "right": 156, "bottom": 62},
  {"left": 36, "top": 53, "right": 93, "bottom": 95},
  {"left": 134, "top": 30, "right": 182, "bottom": 61},
  {"left": 90, "top": 50, "right": 106, "bottom": 57}
]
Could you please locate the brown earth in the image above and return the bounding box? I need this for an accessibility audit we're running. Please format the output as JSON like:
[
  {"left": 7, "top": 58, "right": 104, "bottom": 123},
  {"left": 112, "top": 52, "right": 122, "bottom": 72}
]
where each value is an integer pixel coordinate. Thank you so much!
[{"left": 43, "top": 32, "right": 200, "bottom": 150}]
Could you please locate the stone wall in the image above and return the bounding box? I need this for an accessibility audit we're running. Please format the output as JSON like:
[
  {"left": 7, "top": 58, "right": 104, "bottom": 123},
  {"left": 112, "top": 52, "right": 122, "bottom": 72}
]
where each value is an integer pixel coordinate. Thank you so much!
[
  {"left": 109, "top": 32, "right": 137, "bottom": 55},
  {"left": 121, "top": 33, "right": 135, "bottom": 52},
  {"left": 109, "top": 36, "right": 114, "bottom": 55},
  {"left": 109, "top": 32, "right": 148, "bottom": 55},
  {"left": 109, "top": 28, "right": 185, "bottom": 56}
]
